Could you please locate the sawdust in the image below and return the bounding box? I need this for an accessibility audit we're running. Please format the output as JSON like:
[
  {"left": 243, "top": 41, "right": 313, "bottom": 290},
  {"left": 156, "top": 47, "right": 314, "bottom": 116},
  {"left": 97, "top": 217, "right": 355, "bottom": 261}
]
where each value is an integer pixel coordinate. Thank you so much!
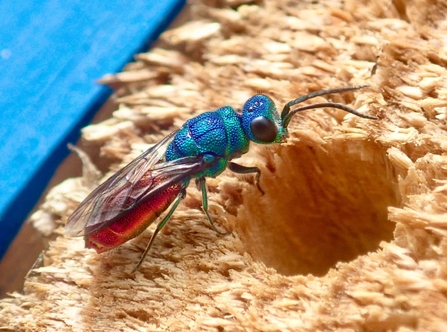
[{"left": 2, "top": 0, "right": 447, "bottom": 331}]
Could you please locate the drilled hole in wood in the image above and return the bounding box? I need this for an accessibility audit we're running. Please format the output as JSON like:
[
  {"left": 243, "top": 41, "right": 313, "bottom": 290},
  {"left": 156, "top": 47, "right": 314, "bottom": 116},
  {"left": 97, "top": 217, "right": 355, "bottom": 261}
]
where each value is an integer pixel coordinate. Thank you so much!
[{"left": 228, "top": 138, "right": 400, "bottom": 276}]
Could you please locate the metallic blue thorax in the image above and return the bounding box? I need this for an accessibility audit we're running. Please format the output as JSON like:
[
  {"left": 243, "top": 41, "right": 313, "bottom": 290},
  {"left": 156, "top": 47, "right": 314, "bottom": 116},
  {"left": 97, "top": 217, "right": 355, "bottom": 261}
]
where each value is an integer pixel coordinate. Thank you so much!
[{"left": 165, "top": 106, "right": 250, "bottom": 178}]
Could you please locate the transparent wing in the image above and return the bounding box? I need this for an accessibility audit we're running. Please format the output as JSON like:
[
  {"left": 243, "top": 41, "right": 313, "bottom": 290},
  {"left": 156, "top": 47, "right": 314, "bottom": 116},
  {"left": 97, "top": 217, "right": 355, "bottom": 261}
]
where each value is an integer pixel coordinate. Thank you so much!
[{"left": 65, "top": 130, "right": 209, "bottom": 236}]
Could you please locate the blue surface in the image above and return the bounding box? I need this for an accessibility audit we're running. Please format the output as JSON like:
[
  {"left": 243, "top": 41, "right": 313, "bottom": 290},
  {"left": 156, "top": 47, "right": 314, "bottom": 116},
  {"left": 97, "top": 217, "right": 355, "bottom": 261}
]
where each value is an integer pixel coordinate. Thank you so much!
[{"left": 0, "top": 0, "right": 186, "bottom": 259}]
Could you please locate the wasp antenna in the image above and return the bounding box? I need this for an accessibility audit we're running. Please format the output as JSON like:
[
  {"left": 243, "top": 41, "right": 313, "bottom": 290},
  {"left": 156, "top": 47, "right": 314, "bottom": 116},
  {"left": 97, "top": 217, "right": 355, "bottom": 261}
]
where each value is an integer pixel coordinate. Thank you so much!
[
  {"left": 280, "top": 85, "right": 369, "bottom": 120},
  {"left": 282, "top": 102, "right": 377, "bottom": 128}
]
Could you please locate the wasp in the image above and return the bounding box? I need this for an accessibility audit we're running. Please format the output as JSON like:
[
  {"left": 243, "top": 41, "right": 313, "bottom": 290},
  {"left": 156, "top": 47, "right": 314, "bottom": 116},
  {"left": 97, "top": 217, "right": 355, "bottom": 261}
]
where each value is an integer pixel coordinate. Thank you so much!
[{"left": 65, "top": 85, "right": 377, "bottom": 271}]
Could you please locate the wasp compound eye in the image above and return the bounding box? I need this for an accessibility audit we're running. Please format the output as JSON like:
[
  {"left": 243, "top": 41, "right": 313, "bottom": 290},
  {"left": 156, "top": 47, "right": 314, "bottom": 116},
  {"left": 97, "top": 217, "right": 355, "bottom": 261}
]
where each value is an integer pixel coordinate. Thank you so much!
[{"left": 250, "top": 116, "right": 278, "bottom": 143}]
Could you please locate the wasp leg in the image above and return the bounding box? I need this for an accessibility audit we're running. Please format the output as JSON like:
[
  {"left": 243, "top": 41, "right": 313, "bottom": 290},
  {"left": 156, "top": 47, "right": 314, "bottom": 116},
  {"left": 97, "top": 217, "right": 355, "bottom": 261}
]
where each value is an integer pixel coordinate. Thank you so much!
[
  {"left": 132, "top": 189, "right": 186, "bottom": 273},
  {"left": 197, "top": 177, "right": 229, "bottom": 235},
  {"left": 228, "top": 162, "right": 264, "bottom": 195}
]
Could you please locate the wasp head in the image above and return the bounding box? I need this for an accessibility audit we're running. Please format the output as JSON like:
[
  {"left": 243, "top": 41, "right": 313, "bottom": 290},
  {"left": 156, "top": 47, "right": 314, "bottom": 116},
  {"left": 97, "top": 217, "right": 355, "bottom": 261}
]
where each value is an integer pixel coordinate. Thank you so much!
[{"left": 241, "top": 94, "right": 285, "bottom": 144}]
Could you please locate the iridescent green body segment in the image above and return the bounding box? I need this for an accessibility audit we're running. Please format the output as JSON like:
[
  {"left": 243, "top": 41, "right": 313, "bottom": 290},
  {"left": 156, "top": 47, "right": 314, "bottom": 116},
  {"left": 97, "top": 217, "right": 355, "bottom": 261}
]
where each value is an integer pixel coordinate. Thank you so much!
[
  {"left": 65, "top": 85, "right": 377, "bottom": 271},
  {"left": 166, "top": 106, "right": 250, "bottom": 178}
]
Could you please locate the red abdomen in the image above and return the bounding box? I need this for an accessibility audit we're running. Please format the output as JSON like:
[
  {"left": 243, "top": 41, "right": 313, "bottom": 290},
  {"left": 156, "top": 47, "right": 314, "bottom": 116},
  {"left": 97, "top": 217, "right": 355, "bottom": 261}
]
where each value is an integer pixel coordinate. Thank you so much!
[{"left": 86, "top": 183, "right": 182, "bottom": 252}]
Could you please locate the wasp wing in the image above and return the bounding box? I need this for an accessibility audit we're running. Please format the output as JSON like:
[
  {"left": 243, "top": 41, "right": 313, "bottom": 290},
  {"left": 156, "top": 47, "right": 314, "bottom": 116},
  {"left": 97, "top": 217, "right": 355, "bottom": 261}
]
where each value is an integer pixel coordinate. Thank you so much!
[{"left": 65, "top": 130, "right": 206, "bottom": 236}]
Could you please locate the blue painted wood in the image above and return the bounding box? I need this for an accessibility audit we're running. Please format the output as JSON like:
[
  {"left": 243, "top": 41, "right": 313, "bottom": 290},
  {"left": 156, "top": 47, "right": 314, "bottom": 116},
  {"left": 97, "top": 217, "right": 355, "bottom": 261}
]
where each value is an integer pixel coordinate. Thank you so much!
[{"left": 0, "top": 0, "right": 186, "bottom": 258}]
